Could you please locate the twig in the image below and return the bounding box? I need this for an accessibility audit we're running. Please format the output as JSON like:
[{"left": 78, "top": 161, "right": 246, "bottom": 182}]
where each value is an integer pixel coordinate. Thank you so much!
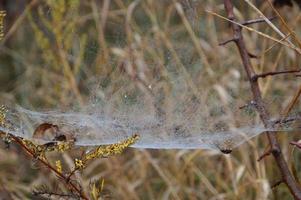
[
  {"left": 257, "top": 149, "right": 272, "bottom": 162},
  {"left": 222, "top": 1, "right": 301, "bottom": 199},
  {"left": 219, "top": 16, "right": 276, "bottom": 46},
  {"left": 10, "top": 135, "right": 89, "bottom": 200},
  {"left": 290, "top": 141, "right": 301, "bottom": 149},
  {"left": 207, "top": 10, "right": 301, "bottom": 54},
  {"left": 219, "top": 38, "right": 237, "bottom": 46},
  {"left": 272, "top": 116, "right": 301, "bottom": 125},
  {"left": 251, "top": 69, "right": 301, "bottom": 81},
  {"left": 248, "top": 52, "right": 258, "bottom": 59},
  {"left": 242, "top": 16, "right": 277, "bottom": 26},
  {"left": 271, "top": 179, "right": 284, "bottom": 189},
  {"left": 219, "top": 38, "right": 259, "bottom": 58}
]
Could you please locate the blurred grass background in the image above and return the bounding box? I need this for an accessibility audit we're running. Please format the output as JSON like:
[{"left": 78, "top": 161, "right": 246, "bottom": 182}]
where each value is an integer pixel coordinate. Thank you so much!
[{"left": 1, "top": 0, "right": 301, "bottom": 199}]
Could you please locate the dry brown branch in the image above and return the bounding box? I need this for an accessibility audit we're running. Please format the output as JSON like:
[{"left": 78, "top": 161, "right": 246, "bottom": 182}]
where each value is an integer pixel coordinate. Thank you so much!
[
  {"left": 251, "top": 69, "right": 301, "bottom": 81},
  {"left": 290, "top": 141, "right": 301, "bottom": 149},
  {"left": 223, "top": 1, "right": 301, "bottom": 199},
  {"left": 9, "top": 134, "right": 89, "bottom": 200},
  {"left": 241, "top": 16, "right": 276, "bottom": 26}
]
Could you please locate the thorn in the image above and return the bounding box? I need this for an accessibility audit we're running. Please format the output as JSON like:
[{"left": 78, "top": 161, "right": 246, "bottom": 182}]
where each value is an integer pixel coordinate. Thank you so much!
[
  {"left": 258, "top": 148, "right": 272, "bottom": 161},
  {"left": 271, "top": 179, "right": 284, "bottom": 189},
  {"left": 248, "top": 52, "right": 259, "bottom": 59},
  {"left": 219, "top": 38, "right": 237, "bottom": 46}
]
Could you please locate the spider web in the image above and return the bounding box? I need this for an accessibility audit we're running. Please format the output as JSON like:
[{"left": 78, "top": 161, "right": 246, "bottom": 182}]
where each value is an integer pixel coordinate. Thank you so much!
[
  {"left": 0, "top": 0, "right": 300, "bottom": 151},
  {"left": 0, "top": 73, "right": 271, "bottom": 150}
]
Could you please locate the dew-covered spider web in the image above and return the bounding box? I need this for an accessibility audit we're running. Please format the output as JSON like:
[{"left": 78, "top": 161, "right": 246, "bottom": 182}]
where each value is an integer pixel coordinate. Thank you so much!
[
  {"left": 0, "top": 87, "right": 268, "bottom": 150},
  {"left": 1, "top": 73, "right": 296, "bottom": 151},
  {"left": 0, "top": 0, "right": 300, "bottom": 151}
]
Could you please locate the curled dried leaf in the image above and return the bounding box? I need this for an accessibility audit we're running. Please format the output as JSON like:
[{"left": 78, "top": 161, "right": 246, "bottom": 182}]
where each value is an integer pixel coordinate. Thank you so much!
[{"left": 33, "top": 123, "right": 59, "bottom": 140}]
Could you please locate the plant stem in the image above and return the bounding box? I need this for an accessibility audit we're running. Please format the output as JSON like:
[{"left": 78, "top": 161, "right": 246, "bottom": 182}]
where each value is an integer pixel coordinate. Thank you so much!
[
  {"left": 11, "top": 135, "right": 89, "bottom": 200},
  {"left": 223, "top": 0, "right": 301, "bottom": 199}
]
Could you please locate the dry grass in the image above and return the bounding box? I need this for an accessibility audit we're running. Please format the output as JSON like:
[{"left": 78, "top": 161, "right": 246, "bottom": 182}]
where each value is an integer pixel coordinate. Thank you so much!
[{"left": 1, "top": 0, "right": 301, "bottom": 199}]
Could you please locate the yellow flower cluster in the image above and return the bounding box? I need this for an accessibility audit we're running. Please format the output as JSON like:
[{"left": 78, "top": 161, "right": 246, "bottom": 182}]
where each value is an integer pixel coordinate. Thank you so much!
[
  {"left": 0, "top": 11, "right": 6, "bottom": 40},
  {"left": 0, "top": 106, "right": 10, "bottom": 144},
  {"left": 0, "top": 105, "right": 7, "bottom": 127},
  {"left": 57, "top": 141, "right": 74, "bottom": 152},
  {"left": 74, "top": 158, "right": 84, "bottom": 169},
  {"left": 84, "top": 134, "right": 140, "bottom": 161},
  {"left": 55, "top": 160, "right": 63, "bottom": 173},
  {"left": 74, "top": 134, "right": 140, "bottom": 170},
  {"left": 21, "top": 139, "right": 46, "bottom": 159},
  {"left": 21, "top": 139, "right": 74, "bottom": 159}
]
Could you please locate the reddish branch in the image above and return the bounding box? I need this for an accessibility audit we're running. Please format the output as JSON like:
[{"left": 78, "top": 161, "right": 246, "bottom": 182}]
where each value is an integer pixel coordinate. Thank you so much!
[
  {"left": 257, "top": 149, "right": 272, "bottom": 162},
  {"left": 10, "top": 135, "right": 89, "bottom": 200},
  {"left": 251, "top": 69, "right": 301, "bottom": 81},
  {"left": 223, "top": 1, "right": 301, "bottom": 199}
]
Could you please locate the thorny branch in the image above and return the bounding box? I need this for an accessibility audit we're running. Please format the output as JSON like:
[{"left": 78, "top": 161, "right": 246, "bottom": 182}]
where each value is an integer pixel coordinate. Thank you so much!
[
  {"left": 222, "top": 1, "right": 301, "bottom": 199},
  {"left": 219, "top": 16, "right": 276, "bottom": 46}
]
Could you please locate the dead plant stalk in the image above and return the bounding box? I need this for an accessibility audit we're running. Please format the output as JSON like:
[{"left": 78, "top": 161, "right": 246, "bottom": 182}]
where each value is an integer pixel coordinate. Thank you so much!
[{"left": 223, "top": 0, "right": 301, "bottom": 199}]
